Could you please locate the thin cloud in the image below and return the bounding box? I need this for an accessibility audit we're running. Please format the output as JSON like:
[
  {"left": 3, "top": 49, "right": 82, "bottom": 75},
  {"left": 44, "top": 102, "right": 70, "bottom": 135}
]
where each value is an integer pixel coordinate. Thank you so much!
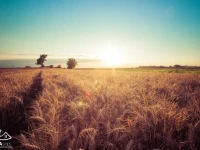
[
  {"left": 0, "top": 52, "right": 43, "bottom": 56},
  {"left": 0, "top": 52, "right": 99, "bottom": 60}
]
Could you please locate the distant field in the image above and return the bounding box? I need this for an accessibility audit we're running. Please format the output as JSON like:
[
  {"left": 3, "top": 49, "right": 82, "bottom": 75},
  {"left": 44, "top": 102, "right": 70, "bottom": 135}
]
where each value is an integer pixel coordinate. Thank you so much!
[
  {"left": 1, "top": 67, "right": 200, "bottom": 74},
  {"left": 0, "top": 68, "right": 200, "bottom": 150},
  {"left": 114, "top": 68, "right": 200, "bottom": 74},
  {"left": 76, "top": 68, "right": 200, "bottom": 74}
]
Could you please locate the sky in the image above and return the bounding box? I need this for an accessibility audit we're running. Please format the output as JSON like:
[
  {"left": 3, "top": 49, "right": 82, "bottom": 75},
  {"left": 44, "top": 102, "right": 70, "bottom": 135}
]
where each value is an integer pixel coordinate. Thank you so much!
[{"left": 0, "top": 0, "right": 200, "bottom": 67}]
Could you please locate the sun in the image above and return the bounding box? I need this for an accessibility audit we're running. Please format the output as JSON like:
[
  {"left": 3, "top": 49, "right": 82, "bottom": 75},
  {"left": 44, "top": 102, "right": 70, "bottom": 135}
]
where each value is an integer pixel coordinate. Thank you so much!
[
  {"left": 101, "top": 51, "right": 123, "bottom": 66},
  {"left": 100, "top": 45, "right": 124, "bottom": 66}
]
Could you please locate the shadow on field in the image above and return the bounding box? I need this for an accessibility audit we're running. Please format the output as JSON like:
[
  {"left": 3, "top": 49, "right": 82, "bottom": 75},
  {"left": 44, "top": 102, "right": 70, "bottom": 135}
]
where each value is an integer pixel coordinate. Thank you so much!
[
  {"left": 23, "top": 71, "right": 43, "bottom": 107},
  {"left": 0, "top": 71, "right": 43, "bottom": 148}
]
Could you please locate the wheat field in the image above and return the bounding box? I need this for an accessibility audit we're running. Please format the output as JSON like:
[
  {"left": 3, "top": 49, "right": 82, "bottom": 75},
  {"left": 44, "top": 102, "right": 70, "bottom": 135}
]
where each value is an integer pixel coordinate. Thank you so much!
[{"left": 0, "top": 68, "right": 200, "bottom": 150}]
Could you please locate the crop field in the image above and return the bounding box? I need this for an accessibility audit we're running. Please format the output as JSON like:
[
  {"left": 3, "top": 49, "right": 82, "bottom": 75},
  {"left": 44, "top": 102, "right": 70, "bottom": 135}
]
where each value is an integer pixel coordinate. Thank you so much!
[{"left": 0, "top": 68, "right": 200, "bottom": 150}]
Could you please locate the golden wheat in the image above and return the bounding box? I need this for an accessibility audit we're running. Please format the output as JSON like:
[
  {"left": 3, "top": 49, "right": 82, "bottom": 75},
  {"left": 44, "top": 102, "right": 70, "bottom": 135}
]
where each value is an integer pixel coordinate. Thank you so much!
[{"left": 0, "top": 69, "right": 200, "bottom": 150}]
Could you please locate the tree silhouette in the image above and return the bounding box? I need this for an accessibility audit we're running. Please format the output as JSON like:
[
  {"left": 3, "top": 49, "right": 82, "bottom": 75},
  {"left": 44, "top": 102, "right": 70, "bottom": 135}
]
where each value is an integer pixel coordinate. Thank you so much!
[
  {"left": 36, "top": 54, "right": 47, "bottom": 67},
  {"left": 66, "top": 58, "right": 77, "bottom": 69},
  {"left": 56, "top": 65, "right": 62, "bottom": 68}
]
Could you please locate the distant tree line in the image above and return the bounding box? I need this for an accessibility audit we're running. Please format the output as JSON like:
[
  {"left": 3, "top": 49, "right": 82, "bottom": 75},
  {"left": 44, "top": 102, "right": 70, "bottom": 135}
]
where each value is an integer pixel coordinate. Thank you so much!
[
  {"left": 139, "top": 65, "right": 200, "bottom": 69},
  {"left": 35, "top": 54, "right": 77, "bottom": 69}
]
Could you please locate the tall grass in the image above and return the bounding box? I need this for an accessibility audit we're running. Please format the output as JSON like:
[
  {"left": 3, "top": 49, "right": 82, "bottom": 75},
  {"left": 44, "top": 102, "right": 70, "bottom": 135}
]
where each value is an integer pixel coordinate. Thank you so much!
[{"left": 0, "top": 69, "right": 200, "bottom": 149}]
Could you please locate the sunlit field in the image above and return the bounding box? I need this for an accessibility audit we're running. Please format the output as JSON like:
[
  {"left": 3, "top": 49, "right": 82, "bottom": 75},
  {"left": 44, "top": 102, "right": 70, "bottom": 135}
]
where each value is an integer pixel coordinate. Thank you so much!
[{"left": 0, "top": 68, "right": 200, "bottom": 150}]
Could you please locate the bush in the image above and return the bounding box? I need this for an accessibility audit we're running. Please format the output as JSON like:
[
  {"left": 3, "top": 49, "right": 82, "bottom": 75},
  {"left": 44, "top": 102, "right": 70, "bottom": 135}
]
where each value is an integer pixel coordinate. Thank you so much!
[
  {"left": 48, "top": 65, "right": 54, "bottom": 68},
  {"left": 25, "top": 66, "right": 31, "bottom": 68}
]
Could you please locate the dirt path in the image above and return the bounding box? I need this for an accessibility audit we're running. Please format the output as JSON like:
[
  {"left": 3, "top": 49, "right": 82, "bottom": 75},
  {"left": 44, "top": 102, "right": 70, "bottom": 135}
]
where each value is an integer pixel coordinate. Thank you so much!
[
  {"left": 0, "top": 71, "right": 43, "bottom": 149},
  {"left": 23, "top": 71, "right": 43, "bottom": 106}
]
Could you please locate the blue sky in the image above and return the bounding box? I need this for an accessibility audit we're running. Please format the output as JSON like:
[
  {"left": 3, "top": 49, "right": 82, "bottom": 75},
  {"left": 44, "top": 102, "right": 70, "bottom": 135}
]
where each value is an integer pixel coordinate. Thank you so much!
[{"left": 0, "top": 0, "right": 200, "bottom": 67}]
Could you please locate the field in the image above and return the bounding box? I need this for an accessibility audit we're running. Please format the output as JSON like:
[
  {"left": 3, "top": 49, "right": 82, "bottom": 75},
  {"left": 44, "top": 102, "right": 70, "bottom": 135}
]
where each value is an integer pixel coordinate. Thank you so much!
[{"left": 0, "top": 68, "right": 200, "bottom": 150}]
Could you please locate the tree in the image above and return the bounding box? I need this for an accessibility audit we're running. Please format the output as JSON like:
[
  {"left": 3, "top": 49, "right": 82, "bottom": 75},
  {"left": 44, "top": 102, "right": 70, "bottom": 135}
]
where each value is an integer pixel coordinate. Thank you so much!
[
  {"left": 56, "top": 65, "right": 62, "bottom": 68},
  {"left": 66, "top": 58, "right": 77, "bottom": 69},
  {"left": 36, "top": 54, "right": 47, "bottom": 67}
]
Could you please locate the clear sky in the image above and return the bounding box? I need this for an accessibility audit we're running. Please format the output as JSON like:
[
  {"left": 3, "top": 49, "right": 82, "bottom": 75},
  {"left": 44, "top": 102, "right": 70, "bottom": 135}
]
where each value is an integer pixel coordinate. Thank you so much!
[{"left": 0, "top": 0, "right": 200, "bottom": 67}]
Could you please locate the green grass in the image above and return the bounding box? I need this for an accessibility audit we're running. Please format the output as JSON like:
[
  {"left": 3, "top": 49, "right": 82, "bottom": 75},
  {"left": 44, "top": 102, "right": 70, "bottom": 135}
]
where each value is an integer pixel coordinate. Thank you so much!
[{"left": 114, "top": 68, "right": 200, "bottom": 74}]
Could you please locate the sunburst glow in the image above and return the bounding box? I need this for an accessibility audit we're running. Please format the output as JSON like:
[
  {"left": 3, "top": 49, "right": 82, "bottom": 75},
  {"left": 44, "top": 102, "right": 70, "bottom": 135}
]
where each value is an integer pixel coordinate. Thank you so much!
[{"left": 100, "top": 45, "right": 124, "bottom": 66}]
